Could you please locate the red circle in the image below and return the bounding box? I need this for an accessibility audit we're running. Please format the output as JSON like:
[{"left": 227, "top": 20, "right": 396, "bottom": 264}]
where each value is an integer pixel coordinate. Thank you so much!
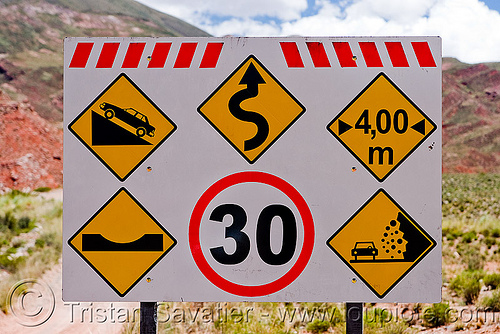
[{"left": 189, "top": 171, "right": 314, "bottom": 297}]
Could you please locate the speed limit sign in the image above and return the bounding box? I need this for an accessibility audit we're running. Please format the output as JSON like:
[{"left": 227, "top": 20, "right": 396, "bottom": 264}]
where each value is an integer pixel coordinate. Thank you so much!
[
  {"left": 64, "top": 36, "right": 441, "bottom": 302},
  {"left": 189, "top": 171, "right": 314, "bottom": 297}
]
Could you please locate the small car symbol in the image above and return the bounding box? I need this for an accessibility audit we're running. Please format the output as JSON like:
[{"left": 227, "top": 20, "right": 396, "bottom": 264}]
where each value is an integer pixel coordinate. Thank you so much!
[
  {"left": 351, "top": 242, "right": 378, "bottom": 261},
  {"left": 100, "top": 102, "right": 155, "bottom": 138}
]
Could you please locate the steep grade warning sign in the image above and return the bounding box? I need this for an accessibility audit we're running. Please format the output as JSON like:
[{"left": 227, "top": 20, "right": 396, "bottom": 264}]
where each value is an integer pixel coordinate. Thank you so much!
[{"left": 69, "top": 73, "right": 176, "bottom": 181}]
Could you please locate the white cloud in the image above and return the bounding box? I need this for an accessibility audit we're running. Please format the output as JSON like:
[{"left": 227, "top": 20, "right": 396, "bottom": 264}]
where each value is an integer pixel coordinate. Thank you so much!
[
  {"left": 345, "top": 0, "right": 438, "bottom": 23},
  {"left": 136, "top": 0, "right": 500, "bottom": 63},
  {"left": 203, "top": 18, "right": 281, "bottom": 37},
  {"left": 422, "top": 0, "right": 500, "bottom": 63},
  {"left": 137, "top": 0, "right": 307, "bottom": 21},
  {"left": 280, "top": 0, "right": 500, "bottom": 63}
]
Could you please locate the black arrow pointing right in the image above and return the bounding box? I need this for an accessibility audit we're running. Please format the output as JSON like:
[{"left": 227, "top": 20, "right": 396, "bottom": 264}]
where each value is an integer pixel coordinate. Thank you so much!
[{"left": 338, "top": 119, "right": 353, "bottom": 136}]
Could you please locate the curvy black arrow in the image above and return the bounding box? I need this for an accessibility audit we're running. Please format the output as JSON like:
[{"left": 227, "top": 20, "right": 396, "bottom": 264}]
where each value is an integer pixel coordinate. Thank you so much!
[{"left": 228, "top": 63, "right": 269, "bottom": 151}]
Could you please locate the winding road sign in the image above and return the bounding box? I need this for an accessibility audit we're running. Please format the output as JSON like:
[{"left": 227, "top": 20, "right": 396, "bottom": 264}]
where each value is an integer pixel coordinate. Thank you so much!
[{"left": 198, "top": 55, "right": 305, "bottom": 163}]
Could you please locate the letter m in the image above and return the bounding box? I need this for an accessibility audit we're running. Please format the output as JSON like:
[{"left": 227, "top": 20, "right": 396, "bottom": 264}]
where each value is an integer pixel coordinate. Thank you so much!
[{"left": 368, "top": 146, "right": 394, "bottom": 165}]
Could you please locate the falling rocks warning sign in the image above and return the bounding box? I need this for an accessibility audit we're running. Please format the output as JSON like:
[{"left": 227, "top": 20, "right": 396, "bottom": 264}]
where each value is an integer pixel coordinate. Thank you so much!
[{"left": 327, "top": 189, "right": 436, "bottom": 298}]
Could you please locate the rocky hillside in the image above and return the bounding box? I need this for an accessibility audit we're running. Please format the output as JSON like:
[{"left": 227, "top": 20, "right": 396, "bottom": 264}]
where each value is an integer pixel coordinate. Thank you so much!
[
  {"left": 0, "top": 0, "right": 210, "bottom": 192},
  {"left": 0, "top": 89, "right": 62, "bottom": 190},
  {"left": 442, "top": 58, "right": 500, "bottom": 173}
]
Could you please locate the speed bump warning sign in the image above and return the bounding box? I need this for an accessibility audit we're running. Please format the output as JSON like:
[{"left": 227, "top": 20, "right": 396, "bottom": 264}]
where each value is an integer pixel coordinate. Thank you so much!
[{"left": 68, "top": 188, "right": 177, "bottom": 297}]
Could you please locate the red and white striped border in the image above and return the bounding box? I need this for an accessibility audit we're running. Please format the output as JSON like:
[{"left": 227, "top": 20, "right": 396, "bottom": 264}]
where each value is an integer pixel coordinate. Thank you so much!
[
  {"left": 68, "top": 39, "right": 437, "bottom": 69},
  {"left": 280, "top": 40, "right": 437, "bottom": 68},
  {"left": 69, "top": 41, "right": 224, "bottom": 69}
]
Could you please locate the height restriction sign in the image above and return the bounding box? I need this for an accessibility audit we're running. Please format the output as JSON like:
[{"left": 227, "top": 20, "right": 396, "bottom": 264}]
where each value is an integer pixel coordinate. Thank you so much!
[{"left": 64, "top": 37, "right": 441, "bottom": 303}]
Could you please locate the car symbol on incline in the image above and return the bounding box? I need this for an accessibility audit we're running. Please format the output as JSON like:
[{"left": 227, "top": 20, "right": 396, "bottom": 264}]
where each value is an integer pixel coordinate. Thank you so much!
[{"left": 100, "top": 102, "right": 156, "bottom": 138}]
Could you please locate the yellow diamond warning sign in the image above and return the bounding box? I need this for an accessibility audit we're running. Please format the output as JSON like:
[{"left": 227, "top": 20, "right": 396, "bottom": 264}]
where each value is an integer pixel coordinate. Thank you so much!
[
  {"left": 68, "top": 188, "right": 177, "bottom": 297},
  {"left": 69, "top": 73, "right": 176, "bottom": 181},
  {"left": 198, "top": 55, "right": 305, "bottom": 163},
  {"left": 327, "top": 73, "right": 436, "bottom": 182},
  {"left": 327, "top": 189, "right": 436, "bottom": 298}
]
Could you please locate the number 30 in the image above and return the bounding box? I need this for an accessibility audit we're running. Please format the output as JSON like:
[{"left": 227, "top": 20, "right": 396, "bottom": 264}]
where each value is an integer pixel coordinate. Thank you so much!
[{"left": 209, "top": 204, "right": 297, "bottom": 266}]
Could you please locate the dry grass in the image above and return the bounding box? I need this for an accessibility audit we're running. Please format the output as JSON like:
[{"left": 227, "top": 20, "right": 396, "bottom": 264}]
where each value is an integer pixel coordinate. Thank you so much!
[{"left": 0, "top": 190, "right": 62, "bottom": 312}]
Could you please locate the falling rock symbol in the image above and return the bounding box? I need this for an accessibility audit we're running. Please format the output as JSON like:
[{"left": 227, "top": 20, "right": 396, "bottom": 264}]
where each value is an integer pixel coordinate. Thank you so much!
[
  {"left": 396, "top": 212, "right": 433, "bottom": 262},
  {"left": 350, "top": 212, "right": 432, "bottom": 264},
  {"left": 379, "top": 218, "right": 407, "bottom": 260}
]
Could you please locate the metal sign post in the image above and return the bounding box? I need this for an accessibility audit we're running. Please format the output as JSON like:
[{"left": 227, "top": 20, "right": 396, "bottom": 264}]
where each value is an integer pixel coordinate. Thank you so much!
[
  {"left": 346, "top": 303, "right": 363, "bottom": 334},
  {"left": 140, "top": 302, "right": 157, "bottom": 334}
]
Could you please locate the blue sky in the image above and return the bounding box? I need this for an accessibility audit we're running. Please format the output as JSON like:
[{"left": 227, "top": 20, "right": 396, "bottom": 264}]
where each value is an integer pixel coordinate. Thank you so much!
[
  {"left": 483, "top": 0, "right": 500, "bottom": 12},
  {"left": 136, "top": 0, "right": 500, "bottom": 63}
]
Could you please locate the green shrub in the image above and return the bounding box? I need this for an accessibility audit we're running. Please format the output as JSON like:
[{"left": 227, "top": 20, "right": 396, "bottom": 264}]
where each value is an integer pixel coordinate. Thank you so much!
[
  {"left": 0, "top": 248, "right": 26, "bottom": 272},
  {"left": 0, "top": 212, "right": 35, "bottom": 234},
  {"left": 17, "top": 216, "right": 35, "bottom": 231},
  {"left": 480, "top": 289, "right": 500, "bottom": 311},
  {"left": 381, "top": 321, "right": 416, "bottom": 334},
  {"left": 0, "top": 211, "right": 18, "bottom": 231},
  {"left": 34, "top": 187, "right": 51, "bottom": 193},
  {"left": 492, "top": 228, "right": 500, "bottom": 238},
  {"left": 485, "top": 237, "right": 497, "bottom": 249},
  {"left": 443, "top": 227, "right": 462, "bottom": 240},
  {"left": 37, "top": 231, "right": 61, "bottom": 252},
  {"left": 458, "top": 244, "right": 484, "bottom": 271},
  {"left": 449, "top": 270, "right": 484, "bottom": 304},
  {"left": 364, "top": 307, "right": 393, "bottom": 329},
  {"left": 6, "top": 189, "right": 30, "bottom": 198},
  {"left": 462, "top": 231, "right": 476, "bottom": 243},
  {"left": 306, "top": 319, "right": 330, "bottom": 333},
  {"left": 422, "top": 303, "right": 451, "bottom": 328},
  {"left": 35, "top": 238, "right": 45, "bottom": 248},
  {"left": 484, "top": 273, "right": 500, "bottom": 289}
]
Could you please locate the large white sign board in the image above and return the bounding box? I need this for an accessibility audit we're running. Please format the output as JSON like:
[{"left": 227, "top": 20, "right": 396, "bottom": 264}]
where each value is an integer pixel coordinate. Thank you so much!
[{"left": 63, "top": 37, "right": 441, "bottom": 302}]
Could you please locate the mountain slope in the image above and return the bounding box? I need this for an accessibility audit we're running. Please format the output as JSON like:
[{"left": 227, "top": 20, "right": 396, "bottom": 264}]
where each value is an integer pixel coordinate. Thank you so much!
[
  {"left": 45, "top": 0, "right": 210, "bottom": 38},
  {"left": 0, "top": 0, "right": 210, "bottom": 191},
  {"left": 0, "top": 0, "right": 209, "bottom": 121},
  {"left": 442, "top": 57, "right": 500, "bottom": 173}
]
